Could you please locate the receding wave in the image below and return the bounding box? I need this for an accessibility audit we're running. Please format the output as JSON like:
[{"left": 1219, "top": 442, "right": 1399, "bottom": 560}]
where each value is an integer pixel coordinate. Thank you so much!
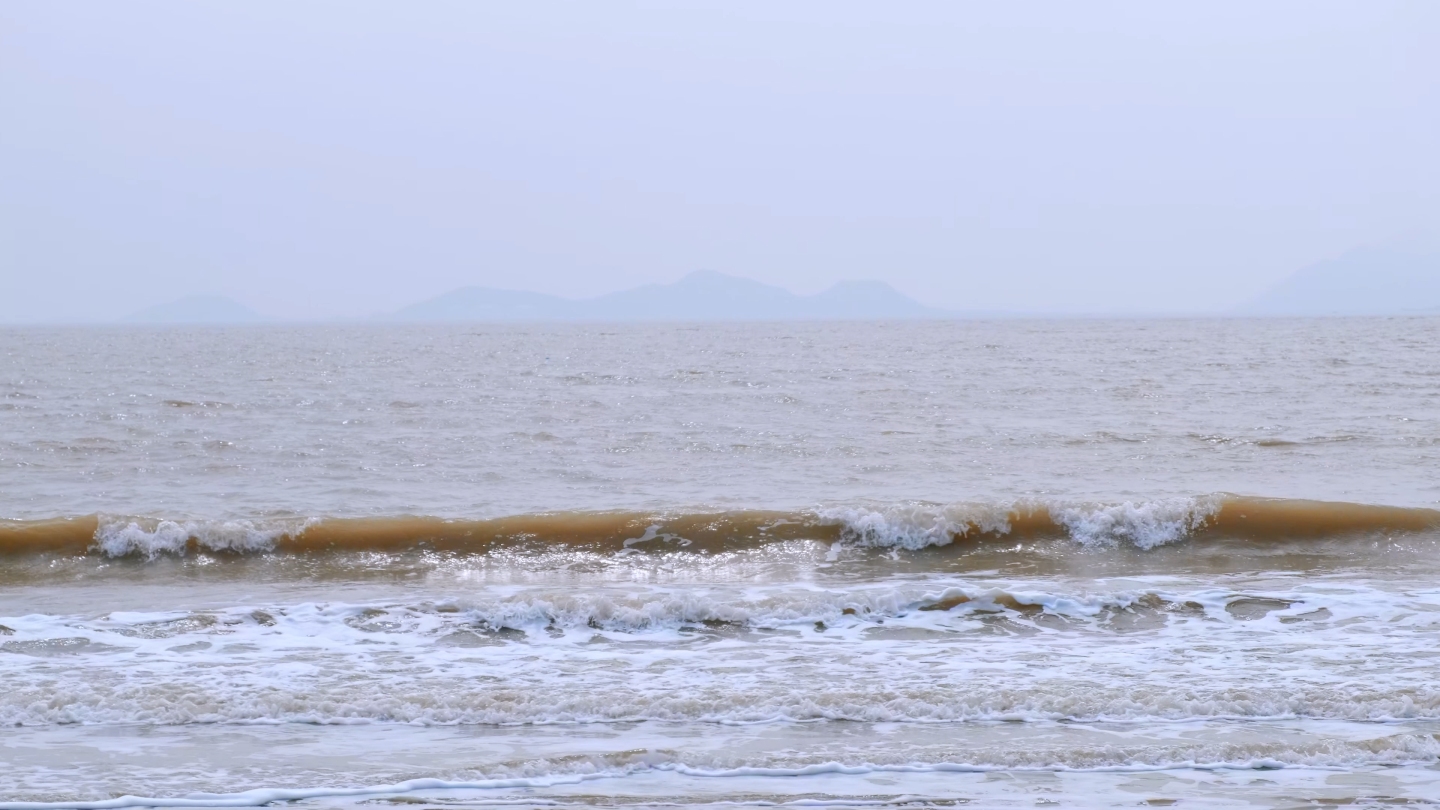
[
  {"left": 9, "top": 742, "right": 1440, "bottom": 810},
  {"left": 0, "top": 496, "right": 1436, "bottom": 558}
]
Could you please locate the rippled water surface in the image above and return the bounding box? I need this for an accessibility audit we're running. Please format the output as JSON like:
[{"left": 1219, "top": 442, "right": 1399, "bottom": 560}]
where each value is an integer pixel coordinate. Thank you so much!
[{"left": 3, "top": 318, "right": 1439, "bottom": 517}]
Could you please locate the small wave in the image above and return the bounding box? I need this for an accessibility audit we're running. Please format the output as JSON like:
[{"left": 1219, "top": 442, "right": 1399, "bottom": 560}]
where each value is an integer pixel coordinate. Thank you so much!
[{"left": 0, "top": 496, "right": 1436, "bottom": 559}]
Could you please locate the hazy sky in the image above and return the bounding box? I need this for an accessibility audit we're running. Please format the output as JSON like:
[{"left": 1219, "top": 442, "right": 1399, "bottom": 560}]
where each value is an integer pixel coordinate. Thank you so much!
[{"left": 2, "top": 2, "right": 1437, "bottom": 322}]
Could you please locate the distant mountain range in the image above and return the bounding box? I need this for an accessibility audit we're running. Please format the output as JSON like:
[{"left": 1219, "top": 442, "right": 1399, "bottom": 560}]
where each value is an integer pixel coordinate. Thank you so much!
[
  {"left": 1240, "top": 248, "right": 1440, "bottom": 316},
  {"left": 117, "top": 253, "right": 1440, "bottom": 324},
  {"left": 387, "top": 271, "right": 949, "bottom": 322}
]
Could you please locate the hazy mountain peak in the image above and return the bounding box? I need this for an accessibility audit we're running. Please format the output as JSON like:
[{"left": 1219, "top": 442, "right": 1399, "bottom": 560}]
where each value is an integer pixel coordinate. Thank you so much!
[
  {"left": 810, "top": 279, "right": 939, "bottom": 317},
  {"left": 675, "top": 269, "right": 747, "bottom": 284},
  {"left": 122, "top": 295, "right": 266, "bottom": 325},
  {"left": 388, "top": 273, "right": 947, "bottom": 322},
  {"left": 1244, "top": 249, "right": 1440, "bottom": 316},
  {"left": 390, "top": 286, "right": 574, "bottom": 321}
]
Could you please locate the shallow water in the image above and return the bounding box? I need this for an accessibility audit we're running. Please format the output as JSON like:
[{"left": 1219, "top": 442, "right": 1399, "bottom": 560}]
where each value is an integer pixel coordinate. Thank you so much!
[{"left": 3, "top": 319, "right": 1440, "bottom": 808}]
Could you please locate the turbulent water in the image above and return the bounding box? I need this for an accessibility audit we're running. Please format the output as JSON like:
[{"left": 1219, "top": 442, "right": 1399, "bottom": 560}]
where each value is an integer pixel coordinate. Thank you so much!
[{"left": 3, "top": 318, "right": 1440, "bottom": 809}]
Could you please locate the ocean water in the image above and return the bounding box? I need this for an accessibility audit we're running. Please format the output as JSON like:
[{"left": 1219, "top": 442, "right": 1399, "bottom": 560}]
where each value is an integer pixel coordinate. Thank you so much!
[{"left": 2, "top": 318, "right": 1440, "bottom": 809}]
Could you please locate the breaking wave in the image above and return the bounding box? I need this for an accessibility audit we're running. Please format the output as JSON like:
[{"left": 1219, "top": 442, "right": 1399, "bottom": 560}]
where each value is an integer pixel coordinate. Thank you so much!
[{"left": 0, "top": 496, "right": 1435, "bottom": 559}]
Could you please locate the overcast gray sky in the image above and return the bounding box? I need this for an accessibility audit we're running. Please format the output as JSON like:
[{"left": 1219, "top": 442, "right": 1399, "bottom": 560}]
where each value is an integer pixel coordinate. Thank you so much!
[{"left": 2, "top": 1, "right": 1437, "bottom": 321}]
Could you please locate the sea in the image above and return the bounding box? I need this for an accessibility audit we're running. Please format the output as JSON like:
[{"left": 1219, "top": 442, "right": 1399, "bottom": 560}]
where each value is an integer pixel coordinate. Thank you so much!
[{"left": 2, "top": 318, "right": 1439, "bottom": 809}]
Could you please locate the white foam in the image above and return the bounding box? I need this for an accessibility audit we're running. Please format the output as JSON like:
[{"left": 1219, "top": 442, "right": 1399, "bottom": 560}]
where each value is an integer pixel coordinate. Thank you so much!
[
  {"left": 823, "top": 497, "right": 1223, "bottom": 550},
  {"left": 91, "top": 518, "right": 303, "bottom": 558},
  {"left": 1053, "top": 496, "right": 1221, "bottom": 549},
  {"left": 0, "top": 775, "right": 600, "bottom": 809},
  {"left": 3, "top": 578, "right": 1439, "bottom": 727},
  {"left": 820, "top": 502, "right": 1015, "bottom": 549}
]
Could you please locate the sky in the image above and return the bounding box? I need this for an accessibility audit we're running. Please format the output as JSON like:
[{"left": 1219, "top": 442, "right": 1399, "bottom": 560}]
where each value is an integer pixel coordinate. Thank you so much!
[{"left": 2, "top": 1, "right": 1438, "bottom": 322}]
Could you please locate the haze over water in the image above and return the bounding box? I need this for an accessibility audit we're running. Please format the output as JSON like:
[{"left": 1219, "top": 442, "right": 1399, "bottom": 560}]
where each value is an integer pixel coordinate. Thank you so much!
[{"left": 2, "top": 318, "right": 1440, "bottom": 808}]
